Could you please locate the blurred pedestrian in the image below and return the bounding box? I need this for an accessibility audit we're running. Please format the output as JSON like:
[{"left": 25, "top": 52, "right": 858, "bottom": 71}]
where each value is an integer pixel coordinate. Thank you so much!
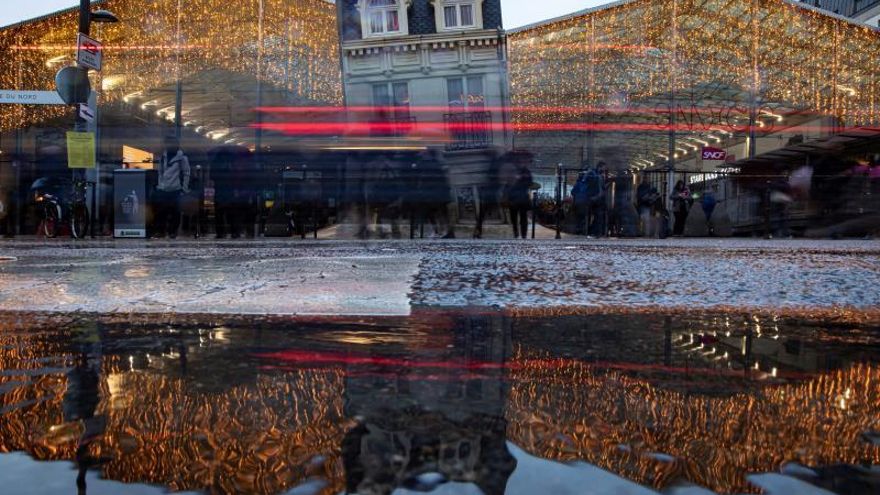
[
  {"left": 701, "top": 183, "right": 718, "bottom": 235},
  {"left": 636, "top": 179, "right": 653, "bottom": 237},
  {"left": 474, "top": 149, "right": 503, "bottom": 239},
  {"left": 0, "top": 184, "right": 10, "bottom": 237},
  {"left": 571, "top": 172, "right": 590, "bottom": 235},
  {"left": 211, "top": 147, "right": 237, "bottom": 239},
  {"left": 153, "top": 136, "right": 191, "bottom": 239},
  {"left": 505, "top": 151, "right": 534, "bottom": 239},
  {"left": 670, "top": 180, "right": 691, "bottom": 236},
  {"left": 418, "top": 148, "right": 454, "bottom": 238},
  {"left": 585, "top": 163, "right": 608, "bottom": 237}
]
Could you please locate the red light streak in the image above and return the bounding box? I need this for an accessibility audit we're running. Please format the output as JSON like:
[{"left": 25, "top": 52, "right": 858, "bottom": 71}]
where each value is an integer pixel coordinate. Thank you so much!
[{"left": 251, "top": 121, "right": 852, "bottom": 135}]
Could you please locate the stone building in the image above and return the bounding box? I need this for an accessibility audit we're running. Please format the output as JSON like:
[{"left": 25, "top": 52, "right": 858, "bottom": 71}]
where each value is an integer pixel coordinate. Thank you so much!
[{"left": 336, "top": 0, "right": 511, "bottom": 223}]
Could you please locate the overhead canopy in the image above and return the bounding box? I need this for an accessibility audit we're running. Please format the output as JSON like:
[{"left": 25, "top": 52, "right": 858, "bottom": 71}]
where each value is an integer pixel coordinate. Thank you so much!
[
  {"left": 507, "top": 0, "right": 880, "bottom": 170},
  {"left": 0, "top": 0, "right": 343, "bottom": 150}
]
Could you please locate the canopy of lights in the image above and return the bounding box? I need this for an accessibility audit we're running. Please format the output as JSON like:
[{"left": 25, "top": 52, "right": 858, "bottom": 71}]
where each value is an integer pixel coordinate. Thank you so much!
[
  {"left": 507, "top": 0, "right": 880, "bottom": 170},
  {"left": 0, "top": 0, "right": 342, "bottom": 148}
]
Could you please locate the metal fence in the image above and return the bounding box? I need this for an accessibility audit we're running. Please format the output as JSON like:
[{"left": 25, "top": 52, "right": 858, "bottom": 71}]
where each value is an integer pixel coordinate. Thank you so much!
[{"left": 444, "top": 111, "right": 492, "bottom": 151}]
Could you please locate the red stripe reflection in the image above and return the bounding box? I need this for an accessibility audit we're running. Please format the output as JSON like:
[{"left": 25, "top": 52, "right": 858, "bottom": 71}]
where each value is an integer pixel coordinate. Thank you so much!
[{"left": 254, "top": 350, "right": 808, "bottom": 380}]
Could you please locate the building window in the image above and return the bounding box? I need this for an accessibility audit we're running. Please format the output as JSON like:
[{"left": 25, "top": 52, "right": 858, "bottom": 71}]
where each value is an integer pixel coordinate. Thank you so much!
[
  {"left": 372, "top": 82, "right": 413, "bottom": 136},
  {"left": 359, "top": 0, "right": 410, "bottom": 37},
  {"left": 373, "top": 82, "right": 410, "bottom": 117},
  {"left": 433, "top": 0, "right": 483, "bottom": 31},
  {"left": 447, "top": 76, "right": 485, "bottom": 110}
]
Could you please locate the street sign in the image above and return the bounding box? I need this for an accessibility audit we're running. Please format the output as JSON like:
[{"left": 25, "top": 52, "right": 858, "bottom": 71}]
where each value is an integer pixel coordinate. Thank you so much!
[
  {"left": 0, "top": 90, "right": 65, "bottom": 105},
  {"left": 67, "top": 131, "right": 96, "bottom": 169},
  {"left": 55, "top": 66, "right": 91, "bottom": 104},
  {"left": 701, "top": 147, "right": 727, "bottom": 161},
  {"left": 76, "top": 33, "right": 103, "bottom": 71},
  {"left": 78, "top": 103, "right": 95, "bottom": 122}
]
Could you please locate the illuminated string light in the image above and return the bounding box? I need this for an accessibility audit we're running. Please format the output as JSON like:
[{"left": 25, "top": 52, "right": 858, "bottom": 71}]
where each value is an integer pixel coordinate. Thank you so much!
[
  {"left": 508, "top": 0, "right": 880, "bottom": 166},
  {"left": 0, "top": 0, "right": 343, "bottom": 132}
]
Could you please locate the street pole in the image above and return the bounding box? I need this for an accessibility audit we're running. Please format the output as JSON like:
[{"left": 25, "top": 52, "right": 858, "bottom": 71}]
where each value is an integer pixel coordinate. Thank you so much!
[
  {"left": 75, "top": 0, "right": 90, "bottom": 136},
  {"left": 555, "top": 164, "right": 562, "bottom": 239},
  {"left": 72, "top": 0, "right": 91, "bottom": 237},
  {"left": 79, "top": 0, "right": 91, "bottom": 36}
]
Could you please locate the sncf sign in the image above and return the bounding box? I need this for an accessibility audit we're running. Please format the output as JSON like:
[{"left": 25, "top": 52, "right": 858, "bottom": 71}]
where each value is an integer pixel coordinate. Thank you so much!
[{"left": 702, "top": 147, "right": 727, "bottom": 161}]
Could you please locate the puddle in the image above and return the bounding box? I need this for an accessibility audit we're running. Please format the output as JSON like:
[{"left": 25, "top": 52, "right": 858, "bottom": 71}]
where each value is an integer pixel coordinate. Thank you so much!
[{"left": 0, "top": 311, "right": 878, "bottom": 494}]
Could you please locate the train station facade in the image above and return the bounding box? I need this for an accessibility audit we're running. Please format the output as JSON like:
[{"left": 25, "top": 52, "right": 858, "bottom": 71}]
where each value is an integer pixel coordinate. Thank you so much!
[{"left": 0, "top": 0, "right": 878, "bottom": 238}]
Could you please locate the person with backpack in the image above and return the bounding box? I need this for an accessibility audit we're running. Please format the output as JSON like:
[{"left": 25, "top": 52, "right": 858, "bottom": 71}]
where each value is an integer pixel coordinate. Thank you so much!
[
  {"left": 700, "top": 183, "right": 719, "bottom": 236},
  {"left": 152, "top": 136, "right": 191, "bottom": 239},
  {"left": 571, "top": 172, "right": 590, "bottom": 235},
  {"left": 584, "top": 163, "right": 607, "bottom": 237}
]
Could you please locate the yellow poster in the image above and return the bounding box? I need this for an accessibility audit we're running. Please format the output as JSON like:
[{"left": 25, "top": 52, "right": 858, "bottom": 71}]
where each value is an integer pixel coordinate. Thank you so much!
[{"left": 66, "top": 131, "right": 96, "bottom": 169}]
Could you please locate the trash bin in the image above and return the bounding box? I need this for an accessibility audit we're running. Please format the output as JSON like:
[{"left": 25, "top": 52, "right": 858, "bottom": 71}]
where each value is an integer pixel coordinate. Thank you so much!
[{"left": 113, "top": 169, "right": 151, "bottom": 238}]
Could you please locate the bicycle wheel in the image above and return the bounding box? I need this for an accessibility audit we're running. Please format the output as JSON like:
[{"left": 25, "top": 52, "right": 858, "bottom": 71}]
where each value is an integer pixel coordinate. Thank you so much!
[
  {"left": 71, "top": 204, "right": 89, "bottom": 239},
  {"left": 43, "top": 203, "right": 60, "bottom": 238}
]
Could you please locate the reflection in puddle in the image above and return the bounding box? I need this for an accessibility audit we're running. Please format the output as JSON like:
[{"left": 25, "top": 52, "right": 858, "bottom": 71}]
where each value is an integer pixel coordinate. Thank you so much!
[{"left": 0, "top": 312, "right": 878, "bottom": 494}]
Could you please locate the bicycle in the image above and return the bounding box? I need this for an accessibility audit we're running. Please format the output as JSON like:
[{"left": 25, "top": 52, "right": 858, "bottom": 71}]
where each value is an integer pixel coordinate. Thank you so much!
[{"left": 30, "top": 176, "right": 94, "bottom": 239}]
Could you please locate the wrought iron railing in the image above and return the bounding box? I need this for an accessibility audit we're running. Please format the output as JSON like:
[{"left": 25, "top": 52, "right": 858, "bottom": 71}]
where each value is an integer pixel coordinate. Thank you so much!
[{"left": 443, "top": 111, "right": 492, "bottom": 151}]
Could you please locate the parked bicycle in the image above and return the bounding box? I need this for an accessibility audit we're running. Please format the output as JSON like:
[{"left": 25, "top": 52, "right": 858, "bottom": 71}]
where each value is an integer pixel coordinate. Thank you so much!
[{"left": 30, "top": 176, "right": 93, "bottom": 239}]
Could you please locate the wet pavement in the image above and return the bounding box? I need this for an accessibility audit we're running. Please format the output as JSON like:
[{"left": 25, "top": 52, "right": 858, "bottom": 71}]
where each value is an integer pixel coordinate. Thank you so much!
[
  {"left": 0, "top": 310, "right": 878, "bottom": 495},
  {"left": 0, "top": 239, "right": 879, "bottom": 315}
]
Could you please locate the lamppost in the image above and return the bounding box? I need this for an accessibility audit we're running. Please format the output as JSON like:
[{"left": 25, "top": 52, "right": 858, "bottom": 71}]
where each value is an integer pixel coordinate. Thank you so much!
[
  {"left": 75, "top": 2, "right": 119, "bottom": 133},
  {"left": 76, "top": 1, "right": 119, "bottom": 238}
]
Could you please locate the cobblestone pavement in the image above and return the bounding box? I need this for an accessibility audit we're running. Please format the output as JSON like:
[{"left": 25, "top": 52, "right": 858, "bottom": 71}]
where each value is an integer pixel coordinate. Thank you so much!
[{"left": 0, "top": 238, "right": 879, "bottom": 315}]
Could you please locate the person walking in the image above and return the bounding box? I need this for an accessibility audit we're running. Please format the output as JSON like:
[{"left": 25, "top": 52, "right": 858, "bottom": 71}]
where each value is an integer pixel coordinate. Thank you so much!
[
  {"left": 636, "top": 179, "right": 654, "bottom": 237},
  {"left": 211, "top": 147, "right": 236, "bottom": 239},
  {"left": 417, "top": 148, "right": 455, "bottom": 238},
  {"left": 701, "top": 183, "right": 718, "bottom": 236},
  {"left": 153, "top": 136, "right": 191, "bottom": 239},
  {"left": 670, "top": 180, "right": 692, "bottom": 236},
  {"left": 473, "top": 149, "right": 504, "bottom": 239},
  {"left": 571, "top": 172, "right": 590, "bottom": 235},
  {"left": 585, "top": 163, "right": 607, "bottom": 237},
  {"left": 505, "top": 151, "right": 534, "bottom": 239}
]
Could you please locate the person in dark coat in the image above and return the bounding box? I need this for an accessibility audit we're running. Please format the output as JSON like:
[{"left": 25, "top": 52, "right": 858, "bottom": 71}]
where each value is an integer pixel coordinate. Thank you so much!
[
  {"left": 670, "top": 180, "right": 692, "bottom": 236},
  {"left": 585, "top": 163, "right": 607, "bottom": 237},
  {"left": 417, "top": 149, "right": 454, "bottom": 238},
  {"left": 211, "top": 147, "right": 237, "bottom": 238},
  {"left": 474, "top": 149, "right": 503, "bottom": 239},
  {"left": 571, "top": 172, "right": 590, "bottom": 235},
  {"left": 504, "top": 151, "right": 534, "bottom": 239}
]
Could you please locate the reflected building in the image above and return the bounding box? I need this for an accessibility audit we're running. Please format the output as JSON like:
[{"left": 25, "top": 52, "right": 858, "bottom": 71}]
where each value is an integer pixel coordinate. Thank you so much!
[{"left": 340, "top": 313, "right": 516, "bottom": 494}]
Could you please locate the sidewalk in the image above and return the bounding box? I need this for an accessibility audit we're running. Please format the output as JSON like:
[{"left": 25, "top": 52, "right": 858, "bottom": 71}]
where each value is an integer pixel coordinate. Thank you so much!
[{"left": 1, "top": 239, "right": 879, "bottom": 316}]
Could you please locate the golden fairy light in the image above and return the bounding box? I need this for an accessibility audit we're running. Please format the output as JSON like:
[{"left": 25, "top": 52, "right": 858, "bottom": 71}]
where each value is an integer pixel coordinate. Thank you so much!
[
  {"left": 507, "top": 0, "right": 880, "bottom": 167},
  {"left": 506, "top": 348, "right": 880, "bottom": 494},
  {"left": 0, "top": 0, "right": 343, "bottom": 132}
]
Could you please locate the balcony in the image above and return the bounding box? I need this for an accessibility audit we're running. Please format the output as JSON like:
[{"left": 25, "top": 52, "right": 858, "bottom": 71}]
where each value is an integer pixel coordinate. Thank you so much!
[
  {"left": 443, "top": 110, "right": 492, "bottom": 151},
  {"left": 369, "top": 115, "right": 417, "bottom": 138}
]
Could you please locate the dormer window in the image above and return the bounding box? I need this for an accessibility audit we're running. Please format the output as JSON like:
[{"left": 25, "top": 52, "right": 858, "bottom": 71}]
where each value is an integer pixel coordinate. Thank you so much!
[
  {"left": 432, "top": 0, "right": 484, "bottom": 32},
  {"left": 359, "top": 0, "right": 410, "bottom": 38}
]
